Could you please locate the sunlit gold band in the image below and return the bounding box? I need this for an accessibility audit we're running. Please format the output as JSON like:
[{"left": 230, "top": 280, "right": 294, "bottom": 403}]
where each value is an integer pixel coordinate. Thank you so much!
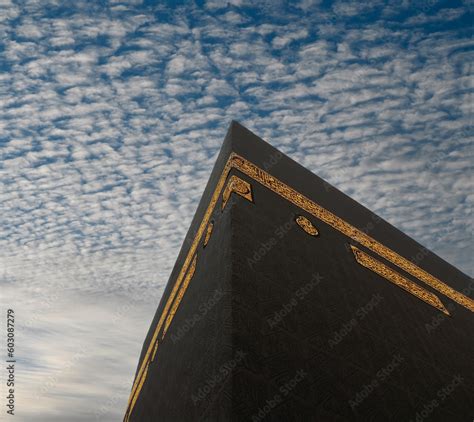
[
  {"left": 162, "top": 255, "right": 197, "bottom": 338},
  {"left": 229, "top": 154, "right": 473, "bottom": 313},
  {"left": 222, "top": 174, "right": 253, "bottom": 210},
  {"left": 351, "top": 245, "right": 449, "bottom": 315}
]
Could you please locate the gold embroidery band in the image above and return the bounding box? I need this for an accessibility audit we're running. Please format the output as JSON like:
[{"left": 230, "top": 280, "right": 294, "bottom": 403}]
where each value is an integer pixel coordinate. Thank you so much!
[
  {"left": 128, "top": 255, "right": 197, "bottom": 421},
  {"left": 162, "top": 255, "right": 197, "bottom": 338},
  {"left": 150, "top": 254, "right": 197, "bottom": 360},
  {"left": 229, "top": 154, "right": 473, "bottom": 313},
  {"left": 203, "top": 222, "right": 213, "bottom": 247},
  {"left": 351, "top": 246, "right": 449, "bottom": 315},
  {"left": 151, "top": 340, "right": 158, "bottom": 362},
  {"left": 222, "top": 175, "right": 253, "bottom": 210},
  {"left": 125, "top": 362, "right": 149, "bottom": 422},
  {"left": 124, "top": 158, "right": 234, "bottom": 421},
  {"left": 296, "top": 215, "right": 319, "bottom": 236}
]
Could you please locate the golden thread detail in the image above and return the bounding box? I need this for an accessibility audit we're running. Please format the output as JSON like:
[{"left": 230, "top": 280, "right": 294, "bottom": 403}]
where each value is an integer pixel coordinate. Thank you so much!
[
  {"left": 351, "top": 245, "right": 449, "bottom": 315},
  {"left": 230, "top": 153, "right": 473, "bottom": 313},
  {"left": 222, "top": 175, "right": 253, "bottom": 210},
  {"left": 124, "top": 158, "right": 234, "bottom": 421},
  {"left": 124, "top": 362, "right": 149, "bottom": 422},
  {"left": 203, "top": 222, "right": 213, "bottom": 247},
  {"left": 162, "top": 255, "right": 197, "bottom": 338},
  {"left": 296, "top": 215, "right": 319, "bottom": 236},
  {"left": 151, "top": 340, "right": 158, "bottom": 362}
]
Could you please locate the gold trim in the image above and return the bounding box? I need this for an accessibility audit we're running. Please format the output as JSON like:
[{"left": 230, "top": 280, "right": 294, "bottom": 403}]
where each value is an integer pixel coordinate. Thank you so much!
[
  {"left": 296, "top": 215, "right": 319, "bottom": 236},
  {"left": 124, "top": 158, "right": 234, "bottom": 421},
  {"left": 203, "top": 222, "right": 213, "bottom": 247},
  {"left": 351, "top": 246, "right": 449, "bottom": 315},
  {"left": 151, "top": 340, "right": 158, "bottom": 362},
  {"left": 222, "top": 175, "right": 253, "bottom": 210},
  {"left": 229, "top": 154, "right": 473, "bottom": 313},
  {"left": 125, "top": 363, "right": 149, "bottom": 422},
  {"left": 162, "top": 255, "right": 197, "bottom": 338},
  {"left": 124, "top": 151, "right": 472, "bottom": 421},
  {"left": 150, "top": 254, "right": 196, "bottom": 362}
]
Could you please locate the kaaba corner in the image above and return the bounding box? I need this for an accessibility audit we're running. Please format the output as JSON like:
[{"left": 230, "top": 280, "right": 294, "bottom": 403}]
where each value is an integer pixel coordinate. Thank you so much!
[{"left": 124, "top": 121, "right": 473, "bottom": 421}]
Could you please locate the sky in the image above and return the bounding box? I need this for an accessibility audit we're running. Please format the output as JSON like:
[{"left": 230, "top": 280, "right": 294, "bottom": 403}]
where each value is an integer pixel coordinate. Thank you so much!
[{"left": 0, "top": 0, "right": 472, "bottom": 420}]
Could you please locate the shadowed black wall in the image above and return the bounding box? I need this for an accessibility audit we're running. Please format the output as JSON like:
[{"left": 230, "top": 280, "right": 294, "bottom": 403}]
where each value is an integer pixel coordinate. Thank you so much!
[{"left": 127, "top": 122, "right": 473, "bottom": 422}]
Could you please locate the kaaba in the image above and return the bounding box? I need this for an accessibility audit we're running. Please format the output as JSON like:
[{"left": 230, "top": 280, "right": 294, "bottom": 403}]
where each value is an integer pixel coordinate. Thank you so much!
[{"left": 124, "top": 122, "right": 473, "bottom": 421}]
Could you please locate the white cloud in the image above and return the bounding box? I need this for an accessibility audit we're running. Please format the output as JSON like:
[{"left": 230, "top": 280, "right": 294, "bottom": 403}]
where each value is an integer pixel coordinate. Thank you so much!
[
  {"left": 405, "top": 7, "right": 466, "bottom": 25},
  {"left": 272, "top": 28, "right": 308, "bottom": 48}
]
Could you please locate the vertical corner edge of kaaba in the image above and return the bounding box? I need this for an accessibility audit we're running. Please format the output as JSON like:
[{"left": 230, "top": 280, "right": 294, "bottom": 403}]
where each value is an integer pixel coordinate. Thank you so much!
[{"left": 124, "top": 121, "right": 473, "bottom": 422}]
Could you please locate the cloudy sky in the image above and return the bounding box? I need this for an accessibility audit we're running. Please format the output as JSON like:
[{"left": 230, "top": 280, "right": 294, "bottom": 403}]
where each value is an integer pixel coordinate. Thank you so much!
[{"left": 0, "top": 0, "right": 472, "bottom": 420}]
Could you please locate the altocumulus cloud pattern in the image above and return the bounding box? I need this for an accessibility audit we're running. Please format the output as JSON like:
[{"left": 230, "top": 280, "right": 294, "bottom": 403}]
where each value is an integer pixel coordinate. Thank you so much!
[{"left": 0, "top": 0, "right": 472, "bottom": 420}]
